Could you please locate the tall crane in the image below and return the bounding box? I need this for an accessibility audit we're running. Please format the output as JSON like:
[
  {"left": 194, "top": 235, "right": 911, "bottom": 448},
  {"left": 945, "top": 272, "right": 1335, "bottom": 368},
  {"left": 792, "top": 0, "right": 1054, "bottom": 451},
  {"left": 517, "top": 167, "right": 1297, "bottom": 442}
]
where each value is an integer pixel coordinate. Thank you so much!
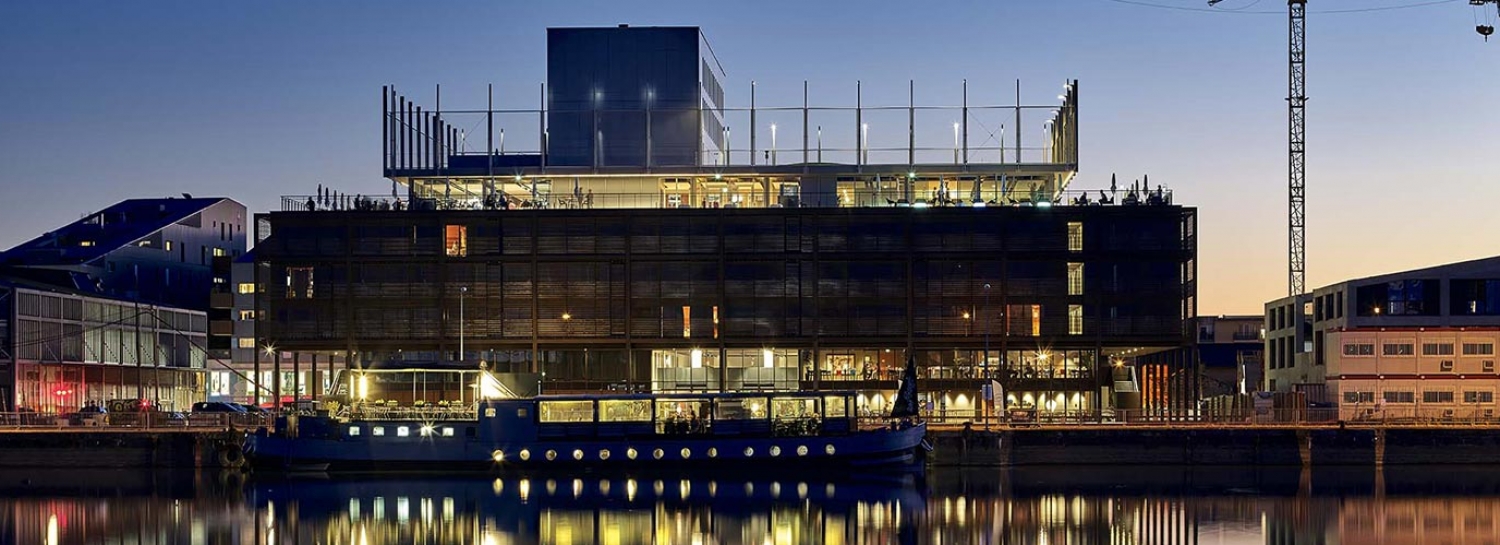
[
  {"left": 1286, "top": 0, "right": 1307, "bottom": 297},
  {"left": 1207, "top": 0, "right": 1496, "bottom": 296}
]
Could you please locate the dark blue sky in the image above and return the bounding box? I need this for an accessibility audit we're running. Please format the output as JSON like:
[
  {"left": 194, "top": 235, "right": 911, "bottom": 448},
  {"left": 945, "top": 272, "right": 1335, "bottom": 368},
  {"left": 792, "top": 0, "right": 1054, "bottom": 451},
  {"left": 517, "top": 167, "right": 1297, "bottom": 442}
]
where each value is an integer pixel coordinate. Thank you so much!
[{"left": 2, "top": 0, "right": 1496, "bottom": 312}]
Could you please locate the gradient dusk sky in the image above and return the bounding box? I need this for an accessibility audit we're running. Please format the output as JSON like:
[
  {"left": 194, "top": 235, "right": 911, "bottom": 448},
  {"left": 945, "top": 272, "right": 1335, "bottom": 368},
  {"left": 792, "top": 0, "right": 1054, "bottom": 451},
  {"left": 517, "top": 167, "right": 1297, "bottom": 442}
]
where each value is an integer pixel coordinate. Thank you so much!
[{"left": 1, "top": 0, "right": 1496, "bottom": 314}]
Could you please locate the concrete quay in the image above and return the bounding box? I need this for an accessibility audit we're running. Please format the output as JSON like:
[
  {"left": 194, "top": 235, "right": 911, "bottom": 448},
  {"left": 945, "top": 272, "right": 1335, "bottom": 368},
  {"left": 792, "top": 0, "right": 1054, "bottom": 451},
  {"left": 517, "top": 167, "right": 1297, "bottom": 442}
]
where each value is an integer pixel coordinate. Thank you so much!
[{"left": 927, "top": 425, "right": 1500, "bottom": 467}]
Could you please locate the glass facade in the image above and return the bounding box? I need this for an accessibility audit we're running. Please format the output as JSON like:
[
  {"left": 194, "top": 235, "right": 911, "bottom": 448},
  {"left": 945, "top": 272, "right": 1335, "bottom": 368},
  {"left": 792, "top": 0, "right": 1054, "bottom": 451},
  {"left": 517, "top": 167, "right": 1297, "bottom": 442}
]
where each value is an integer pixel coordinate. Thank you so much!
[{"left": 255, "top": 204, "right": 1196, "bottom": 417}]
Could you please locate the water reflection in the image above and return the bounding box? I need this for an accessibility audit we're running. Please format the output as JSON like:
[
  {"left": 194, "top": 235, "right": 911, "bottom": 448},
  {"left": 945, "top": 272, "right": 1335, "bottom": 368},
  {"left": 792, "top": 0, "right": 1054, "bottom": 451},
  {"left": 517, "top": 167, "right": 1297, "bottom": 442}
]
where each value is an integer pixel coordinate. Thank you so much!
[{"left": 8, "top": 466, "right": 1500, "bottom": 543}]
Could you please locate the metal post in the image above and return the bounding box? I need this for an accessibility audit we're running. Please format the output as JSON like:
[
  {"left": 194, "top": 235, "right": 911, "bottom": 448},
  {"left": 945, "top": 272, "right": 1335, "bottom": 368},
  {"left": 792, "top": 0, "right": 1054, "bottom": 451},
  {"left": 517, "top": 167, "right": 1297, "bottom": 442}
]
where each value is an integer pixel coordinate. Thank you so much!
[
  {"left": 646, "top": 89, "right": 653, "bottom": 169},
  {"left": 908, "top": 80, "right": 915, "bottom": 167},
  {"left": 1014, "top": 80, "right": 1022, "bottom": 163},
  {"left": 487, "top": 83, "right": 494, "bottom": 202},
  {"left": 802, "top": 81, "right": 809, "bottom": 168},
  {"left": 415, "top": 106, "right": 424, "bottom": 169},
  {"left": 293, "top": 352, "right": 301, "bottom": 405},
  {"left": 312, "top": 354, "right": 319, "bottom": 401},
  {"left": 403, "top": 99, "right": 412, "bottom": 170},
  {"left": 272, "top": 348, "right": 281, "bottom": 410},
  {"left": 962, "top": 79, "right": 969, "bottom": 166},
  {"left": 855, "top": 80, "right": 862, "bottom": 166},
  {"left": 749, "top": 81, "right": 756, "bottom": 166},
  {"left": 382, "top": 85, "right": 389, "bottom": 171},
  {"left": 540, "top": 82, "right": 548, "bottom": 169},
  {"left": 459, "top": 286, "right": 467, "bottom": 364}
]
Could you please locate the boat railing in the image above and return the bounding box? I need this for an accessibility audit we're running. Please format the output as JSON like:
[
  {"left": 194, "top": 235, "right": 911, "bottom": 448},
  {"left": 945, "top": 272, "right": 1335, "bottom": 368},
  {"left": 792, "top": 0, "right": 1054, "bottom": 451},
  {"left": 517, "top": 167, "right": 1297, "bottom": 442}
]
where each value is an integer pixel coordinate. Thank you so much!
[{"left": 348, "top": 403, "right": 478, "bottom": 422}]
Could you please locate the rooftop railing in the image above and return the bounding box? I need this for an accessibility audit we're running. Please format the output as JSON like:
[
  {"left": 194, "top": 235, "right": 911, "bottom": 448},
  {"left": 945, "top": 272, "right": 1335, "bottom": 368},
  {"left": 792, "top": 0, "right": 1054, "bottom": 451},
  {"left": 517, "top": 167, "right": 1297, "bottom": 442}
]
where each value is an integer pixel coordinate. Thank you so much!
[{"left": 281, "top": 187, "right": 1176, "bottom": 213}]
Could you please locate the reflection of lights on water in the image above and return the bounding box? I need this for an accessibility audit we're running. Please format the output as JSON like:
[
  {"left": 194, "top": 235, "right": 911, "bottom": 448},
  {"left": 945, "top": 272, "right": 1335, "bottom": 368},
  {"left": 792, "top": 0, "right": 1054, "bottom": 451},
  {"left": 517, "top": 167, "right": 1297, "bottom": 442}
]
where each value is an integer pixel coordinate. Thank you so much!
[
  {"left": 599, "top": 480, "right": 611, "bottom": 496},
  {"left": 349, "top": 498, "right": 360, "bottom": 521},
  {"left": 679, "top": 479, "right": 691, "bottom": 499},
  {"left": 46, "top": 514, "right": 57, "bottom": 545},
  {"left": 745, "top": 482, "right": 754, "bottom": 496},
  {"left": 443, "top": 497, "right": 455, "bottom": 522},
  {"left": 492, "top": 479, "right": 504, "bottom": 496},
  {"left": 798, "top": 482, "right": 808, "bottom": 500},
  {"left": 708, "top": 481, "right": 717, "bottom": 498},
  {"left": 572, "top": 479, "right": 583, "bottom": 499},
  {"left": 653, "top": 480, "right": 665, "bottom": 496},
  {"left": 519, "top": 479, "right": 531, "bottom": 502},
  {"left": 373, "top": 497, "right": 385, "bottom": 520},
  {"left": 396, "top": 496, "right": 409, "bottom": 524},
  {"left": 826, "top": 484, "right": 836, "bottom": 498},
  {"left": 626, "top": 479, "right": 638, "bottom": 501},
  {"left": 546, "top": 480, "right": 558, "bottom": 496},
  {"left": 770, "top": 482, "right": 781, "bottom": 499}
]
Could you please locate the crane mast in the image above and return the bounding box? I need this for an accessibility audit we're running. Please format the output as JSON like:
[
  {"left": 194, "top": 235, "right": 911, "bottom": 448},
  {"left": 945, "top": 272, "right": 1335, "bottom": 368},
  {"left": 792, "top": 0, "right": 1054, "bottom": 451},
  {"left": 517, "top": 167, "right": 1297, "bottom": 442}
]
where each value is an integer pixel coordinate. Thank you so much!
[{"left": 1288, "top": 0, "right": 1307, "bottom": 296}]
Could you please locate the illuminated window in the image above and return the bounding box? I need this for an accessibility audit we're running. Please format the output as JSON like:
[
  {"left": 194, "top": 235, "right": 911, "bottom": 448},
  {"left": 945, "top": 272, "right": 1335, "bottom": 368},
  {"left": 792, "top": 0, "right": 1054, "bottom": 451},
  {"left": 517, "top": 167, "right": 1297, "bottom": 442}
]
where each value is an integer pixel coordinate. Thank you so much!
[
  {"left": 349, "top": 426, "right": 361, "bottom": 436},
  {"left": 441, "top": 427, "right": 454, "bottom": 437},
  {"left": 237, "top": 283, "right": 255, "bottom": 294},
  {"left": 238, "top": 310, "right": 255, "bottom": 320},
  {"left": 1030, "top": 304, "right": 1042, "bottom": 337},
  {"left": 1067, "top": 222, "right": 1083, "bottom": 252},
  {"left": 682, "top": 306, "right": 692, "bottom": 338},
  {"left": 712, "top": 305, "right": 719, "bottom": 339},
  {"left": 237, "top": 337, "right": 255, "bottom": 349},
  {"left": 287, "top": 267, "right": 314, "bottom": 298},
  {"left": 1068, "top": 305, "right": 1083, "bottom": 335},
  {"left": 79, "top": 240, "right": 95, "bottom": 247},
  {"left": 1067, "top": 263, "right": 1084, "bottom": 296},
  {"left": 396, "top": 426, "right": 410, "bottom": 437},
  {"left": 444, "top": 225, "right": 468, "bottom": 257},
  {"left": 165, "top": 240, "right": 173, "bottom": 252},
  {"left": 212, "top": 247, "right": 227, "bottom": 257},
  {"left": 373, "top": 427, "right": 386, "bottom": 436}
]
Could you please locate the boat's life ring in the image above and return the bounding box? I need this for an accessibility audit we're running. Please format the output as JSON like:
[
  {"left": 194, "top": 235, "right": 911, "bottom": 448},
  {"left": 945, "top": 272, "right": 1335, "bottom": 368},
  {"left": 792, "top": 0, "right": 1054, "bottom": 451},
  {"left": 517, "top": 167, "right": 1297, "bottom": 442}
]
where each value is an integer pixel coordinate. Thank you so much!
[{"left": 217, "top": 445, "right": 246, "bottom": 468}]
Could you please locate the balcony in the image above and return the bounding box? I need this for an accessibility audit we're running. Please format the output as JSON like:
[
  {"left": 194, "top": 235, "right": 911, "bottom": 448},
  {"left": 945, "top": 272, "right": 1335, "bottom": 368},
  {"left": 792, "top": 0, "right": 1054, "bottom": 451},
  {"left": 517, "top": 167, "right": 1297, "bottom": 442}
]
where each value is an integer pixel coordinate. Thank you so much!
[{"left": 209, "top": 292, "right": 234, "bottom": 310}]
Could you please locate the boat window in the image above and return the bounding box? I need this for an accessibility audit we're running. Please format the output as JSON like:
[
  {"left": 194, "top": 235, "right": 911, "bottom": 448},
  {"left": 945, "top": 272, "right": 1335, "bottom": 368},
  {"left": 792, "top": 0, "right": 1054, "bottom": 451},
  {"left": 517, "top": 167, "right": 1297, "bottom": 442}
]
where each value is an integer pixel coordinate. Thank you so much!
[
  {"left": 484, "top": 408, "right": 496, "bottom": 418},
  {"left": 348, "top": 426, "right": 361, "bottom": 436},
  {"left": 397, "top": 426, "right": 410, "bottom": 437},
  {"left": 538, "top": 400, "right": 595, "bottom": 423},
  {"left": 441, "top": 427, "right": 454, "bottom": 437},
  {"left": 715, "top": 397, "right": 768, "bottom": 420},
  {"left": 373, "top": 426, "right": 385, "bottom": 436},
  {"left": 655, "top": 399, "right": 711, "bottom": 419},
  {"left": 822, "top": 396, "right": 848, "bottom": 418},
  {"left": 599, "top": 399, "right": 652, "bottom": 423},
  {"left": 772, "top": 397, "right": 818, "bottom": 419}
]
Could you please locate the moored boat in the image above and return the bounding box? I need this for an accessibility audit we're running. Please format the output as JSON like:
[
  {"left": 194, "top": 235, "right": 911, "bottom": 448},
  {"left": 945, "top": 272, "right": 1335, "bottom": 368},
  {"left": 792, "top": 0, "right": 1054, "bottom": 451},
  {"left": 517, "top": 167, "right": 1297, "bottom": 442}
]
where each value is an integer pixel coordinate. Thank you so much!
[{"left": 251, "top": 364, "right": 928, "bottom": 471}]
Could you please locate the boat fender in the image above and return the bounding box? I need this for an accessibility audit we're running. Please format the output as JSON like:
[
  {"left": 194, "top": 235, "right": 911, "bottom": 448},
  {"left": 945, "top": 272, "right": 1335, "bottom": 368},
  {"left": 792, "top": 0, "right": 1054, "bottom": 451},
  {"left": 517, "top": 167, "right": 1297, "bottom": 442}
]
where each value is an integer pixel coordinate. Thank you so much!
[{"left": 217, "top": 445, "right": 247, "bottom": 468}]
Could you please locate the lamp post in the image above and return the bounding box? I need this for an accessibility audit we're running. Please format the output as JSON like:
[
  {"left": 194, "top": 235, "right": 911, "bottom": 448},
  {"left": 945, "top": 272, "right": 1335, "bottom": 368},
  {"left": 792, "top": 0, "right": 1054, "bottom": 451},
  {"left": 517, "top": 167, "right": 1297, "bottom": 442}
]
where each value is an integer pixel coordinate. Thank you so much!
[
  {"left": 983, "top": 283, "right": 993, "bottom": 429},
  {"left": 459, "top": 286, "right": 467, "bottom": 365}
]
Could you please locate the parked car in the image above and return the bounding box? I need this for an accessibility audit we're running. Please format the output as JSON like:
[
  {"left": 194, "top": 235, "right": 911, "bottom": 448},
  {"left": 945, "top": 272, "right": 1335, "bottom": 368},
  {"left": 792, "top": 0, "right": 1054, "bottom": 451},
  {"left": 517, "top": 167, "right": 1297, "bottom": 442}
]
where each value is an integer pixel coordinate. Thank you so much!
[
  {"left": 232, "top": 403, "right": 272, "bottom": 416},
  {"left": 69, "top": 405, "right": 108, "bottom": 427},
  {"left": 192, "top": 401, "right": 247, "bottom": 413}
]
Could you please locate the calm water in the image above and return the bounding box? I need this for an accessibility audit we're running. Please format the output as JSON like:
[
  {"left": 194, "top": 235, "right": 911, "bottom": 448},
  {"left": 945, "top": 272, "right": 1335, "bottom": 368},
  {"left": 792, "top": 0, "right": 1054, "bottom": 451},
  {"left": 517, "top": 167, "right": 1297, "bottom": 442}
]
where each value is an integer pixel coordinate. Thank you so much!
[{"left": 5, "top": 466, "right": 1500, "bottom": 544}]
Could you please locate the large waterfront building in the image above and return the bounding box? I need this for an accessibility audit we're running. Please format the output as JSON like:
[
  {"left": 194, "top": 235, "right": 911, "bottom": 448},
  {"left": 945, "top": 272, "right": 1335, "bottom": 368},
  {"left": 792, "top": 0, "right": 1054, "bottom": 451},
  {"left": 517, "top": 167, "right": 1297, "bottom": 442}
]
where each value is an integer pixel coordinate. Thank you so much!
[
  {"left": 1265, "top": 256, "right": 1500, "bottom": 420},
  {"left": 253, "top": 26, "right": 1198, "bottom": 420},
  {"left": 0, "top": 197, "right": 244, "bottom": 412}
]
